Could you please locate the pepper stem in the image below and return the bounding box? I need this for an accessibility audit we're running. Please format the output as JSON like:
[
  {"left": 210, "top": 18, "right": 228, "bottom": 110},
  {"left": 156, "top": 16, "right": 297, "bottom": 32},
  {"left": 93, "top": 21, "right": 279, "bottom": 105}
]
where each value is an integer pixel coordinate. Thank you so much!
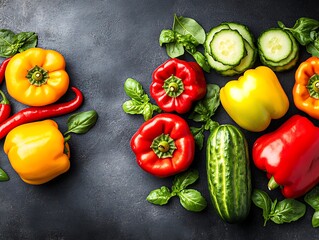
[
  {"left": 163, "top": 75, "right": 184, "bottom": 98},
  {"left": 0, "top": 90, "right": 9, "bottom": 104},
  {"left": 307, "top": 74, "right": 319, "bottom": 99},
  {"left": 268, "top": 176, "right": 280, "bottom": 190},
  {"left": 26, "top": 65, "right": 49, "bottom": 86},
  {"left": 151, "top": 133, "right": 177, "bottom": 158}
]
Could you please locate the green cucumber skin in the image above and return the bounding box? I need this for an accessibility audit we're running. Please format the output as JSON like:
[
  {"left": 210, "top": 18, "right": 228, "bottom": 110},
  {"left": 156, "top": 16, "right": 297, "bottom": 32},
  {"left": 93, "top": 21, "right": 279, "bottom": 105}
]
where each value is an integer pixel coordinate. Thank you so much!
[{"left": 206, "top": 124, "right": 252, "bottom": 223}]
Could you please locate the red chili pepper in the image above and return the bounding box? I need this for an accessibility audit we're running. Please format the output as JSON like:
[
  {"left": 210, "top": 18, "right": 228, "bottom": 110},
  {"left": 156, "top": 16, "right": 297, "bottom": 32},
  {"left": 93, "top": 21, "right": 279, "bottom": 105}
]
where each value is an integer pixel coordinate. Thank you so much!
[
  {"left": 0, "top": 86, "right": 83, "bottom": 139},
  {"left": 0, "top": 58, "right": 11, "bottom": 84},
  {"left": 252, "top": 115, "right": 319, "bottom": 198},
  {"left": 150, "top": 58, "right": 206, "bottom": 114},
  {"left": 0, "top": 90, "right": 11, "bottom": 123},
  {"left": 130, "top": 113, "right": 195, "bottom": 177}
]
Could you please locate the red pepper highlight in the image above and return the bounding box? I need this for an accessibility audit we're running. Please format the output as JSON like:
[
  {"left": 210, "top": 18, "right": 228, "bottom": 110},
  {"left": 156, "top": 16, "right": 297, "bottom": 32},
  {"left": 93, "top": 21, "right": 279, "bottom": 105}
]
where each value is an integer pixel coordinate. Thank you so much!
[
  {"left": 0, "top": 86, "right": 83, "bottom": 139},
  {"left": 0, "top": 58, "right": 11, "bottom": 84},
  {"left": 150, "top": 58, "right": 206, "bottom": 114},
  {"left": 252, "top": 115, "right": 319, "bottom": 198},
  {"left": 0, "top": 90, "right": 11, "bottom": 124}
]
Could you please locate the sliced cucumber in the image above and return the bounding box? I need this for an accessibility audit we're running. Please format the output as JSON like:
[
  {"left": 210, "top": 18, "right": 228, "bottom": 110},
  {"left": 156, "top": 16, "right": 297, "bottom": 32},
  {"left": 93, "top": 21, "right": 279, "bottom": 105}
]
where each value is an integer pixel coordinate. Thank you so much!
[
  {"left": 234, "top": 40, "right": 257, "bottom": 73},
  {"left": 224, "top": 22, "right": 255, "bottom": 48},
  {"left": 219, "top": 68, "right": 239, "bottom": 76},
  {"left": 205, "top": 53, "right": 233, "bottom": 72},
  {"left": 258, "top": 28, "right": 293, "bottom": 63},
  {"left": 205, "top": 24, "right": 230, "bottom": 56},
  {"left": 271, "top": 54, "right": 299, "bottom": 72},
  {"left": 210, "top": 29, "right": 246, "bottom": 66}
]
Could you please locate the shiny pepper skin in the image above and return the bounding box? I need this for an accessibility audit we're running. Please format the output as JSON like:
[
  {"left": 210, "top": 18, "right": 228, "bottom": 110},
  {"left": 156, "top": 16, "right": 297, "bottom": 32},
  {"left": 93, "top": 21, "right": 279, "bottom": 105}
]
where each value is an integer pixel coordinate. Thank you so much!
[
  {"left": 4, "top": 120, "right": 70, "bottom": 185},
  {"left": 5, "top": 47, "right": 69, "bottom": 106}
]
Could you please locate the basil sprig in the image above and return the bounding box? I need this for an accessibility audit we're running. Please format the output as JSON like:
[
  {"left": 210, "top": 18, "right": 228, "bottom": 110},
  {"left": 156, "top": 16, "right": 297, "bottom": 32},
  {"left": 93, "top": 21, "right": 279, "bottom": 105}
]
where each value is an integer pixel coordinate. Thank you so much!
[
  {"left": 122, "top": 78, "right": 161, "bottom": 121},
  {"left": 252, "top": 189, "right": 306, "bottom": 226},
  {"left": 146, "top": 169, "right": 207, "bottom": 212},
  {"left": 64, "top": 110, "right": 98, "bottom": 141},
  {"left": 304, "top": 186, "right": 319, "bottom": 228},
  {"left": 0, "top": 29, "right": 38, "bottom": 58},
  {"left": 159, "top": 14, "right": 210, "bottom": 72},
  {"left": 0, "top": 168, "right": 9, "bottom": 182},
  {"left": 188, "top": 84, "right": 220, "bottom": 149},
  {"left": 278, "top": 18, "right": 319, "bottom": 57}
]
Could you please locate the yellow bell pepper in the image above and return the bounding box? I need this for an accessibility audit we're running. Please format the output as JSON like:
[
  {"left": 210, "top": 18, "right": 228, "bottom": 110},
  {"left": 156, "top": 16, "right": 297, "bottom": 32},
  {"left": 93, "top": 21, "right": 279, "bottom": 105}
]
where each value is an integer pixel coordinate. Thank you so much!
[
  {"left": 220, "top": 66, "right": 289, "bottom": 132},
  {"left": 5, "top": 47, "right": 69, "bottom": 106},
  {"left": 3, "top": 120, "right": 70, "bottom": 185}
]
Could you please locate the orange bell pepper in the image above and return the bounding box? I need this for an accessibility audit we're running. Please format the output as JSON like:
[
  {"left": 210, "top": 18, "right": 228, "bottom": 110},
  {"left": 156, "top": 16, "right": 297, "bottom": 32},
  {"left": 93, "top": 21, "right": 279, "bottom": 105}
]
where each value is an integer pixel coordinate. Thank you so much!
[{"left": 293, "top": 56, "right": 319, "bottom": 119}]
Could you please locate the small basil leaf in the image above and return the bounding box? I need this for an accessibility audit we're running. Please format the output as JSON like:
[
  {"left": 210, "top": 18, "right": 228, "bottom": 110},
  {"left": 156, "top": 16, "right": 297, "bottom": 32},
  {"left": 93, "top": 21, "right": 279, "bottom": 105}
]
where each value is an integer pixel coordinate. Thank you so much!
[
  {"left": 204, "top": 119, "right": 219, "bottom": 132},
  {"left": 173, "top": 15, "right": 206, "bottom": 44},
  {"left": 304, "top": 186, "right": 319, "bottom": 210},
  {"left": 122, "top": 100, "right": 145, "bottom": 114},
  {"left": 65, "top": 110, "right": 98, "bottom": 135},
  {"left": 142, "top": 103, "right": 153, "bottom": 121},
  {"left": 307, "top": 41, "right": 319, "bottom": 58},
  {"left": 188, "top": 104, "right": 209, "bottom": 122},
  {"left": 147, "top": 186, "right": 172, "bottom": 206},
  {"left": 159, "top": 29, "right": 175, "bottom": 46},
  {"left": 192, "top": 51, "right": 211, "bottom": 73},
  {"left": 172, "top": 169, "right": 199, "bottom": 192},
  {"left": 16, "top": 32, "right": 38, "bottom": 52},
  {"left": 0, "top": 29, "right": 16, "bottom": 57},
  {"left": 190, "top": 126, "right": 205, "bottom": 150},
  {"left": 166, "top": 42, "right": 184, "bottom": 58},
  {"left": 252, "top": 189, "right": 272, "bottom": 226},
  {"left": 0, "top": 168, "right": 9, "bottom": 181},
  {"left": 312, "top": 211, "right": 319, "bottom": 228},
  {"left": 151, "top": 104, "right": 162, "bottom": 113},
  {"left": 270, "top": 199, "right": 306, "bottom": 224},
  {"left": 124, "top": 78, "right": 146, "bottom": 102},
  {"left": 178, "top": 189, "right": 207, "bottom": 212}
]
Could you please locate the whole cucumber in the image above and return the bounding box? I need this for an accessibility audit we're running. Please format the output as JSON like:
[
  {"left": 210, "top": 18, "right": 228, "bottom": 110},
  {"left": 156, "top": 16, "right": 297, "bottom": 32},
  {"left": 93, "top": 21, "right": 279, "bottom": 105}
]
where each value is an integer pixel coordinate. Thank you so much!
[{"left": 206, "top": 124, "right": 251, "bottom": 223}]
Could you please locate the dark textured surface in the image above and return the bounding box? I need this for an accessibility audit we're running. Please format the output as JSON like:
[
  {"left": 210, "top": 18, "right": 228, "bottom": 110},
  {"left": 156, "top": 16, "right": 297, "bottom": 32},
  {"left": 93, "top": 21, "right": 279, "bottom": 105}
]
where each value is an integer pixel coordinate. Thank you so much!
[{"left": 0, "top": 0, "right": 318, "bottom": 239}]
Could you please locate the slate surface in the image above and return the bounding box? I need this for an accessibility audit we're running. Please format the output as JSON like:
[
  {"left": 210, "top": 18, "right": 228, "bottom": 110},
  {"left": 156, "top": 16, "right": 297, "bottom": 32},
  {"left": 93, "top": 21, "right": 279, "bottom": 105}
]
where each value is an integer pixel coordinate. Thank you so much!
[{"left": 0, "top": 0, "right": 318, "bottom": 239}]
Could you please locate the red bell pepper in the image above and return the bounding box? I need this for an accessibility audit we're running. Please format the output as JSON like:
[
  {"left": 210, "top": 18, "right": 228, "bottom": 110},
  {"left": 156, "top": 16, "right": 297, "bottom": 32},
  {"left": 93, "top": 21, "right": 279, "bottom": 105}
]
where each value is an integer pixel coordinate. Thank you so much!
[
  {"left": 252, "top": 115, "right": 319, "bottom": 198},
  {"left": 150, "top": 58, "right": 206, "bottom": 114},
  {"left": 130, "top": 113, "right": 195, "bottom": 177}
]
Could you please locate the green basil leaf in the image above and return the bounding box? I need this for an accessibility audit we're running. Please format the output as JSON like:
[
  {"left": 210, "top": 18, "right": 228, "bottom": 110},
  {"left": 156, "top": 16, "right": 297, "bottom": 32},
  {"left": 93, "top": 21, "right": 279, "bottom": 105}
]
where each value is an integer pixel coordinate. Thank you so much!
[
  {"left": 305, "top": 186, "right": 319, "bottom": 210},
  {"left": 65, "top": 110, "right": 98, "bottom": 135},
  {"left": 15, "top": 32, "right": 38, "bottom": 52},
  {"left": 204, "top": 119, "right": 219, "bottom": 132},
  {"left": 166, "top": 42, "right": 184, "bottom": 58},
  {"left": 178, "top": 189, "right": 207, "bottom": 212},
  {"left": 252, "top": 189, "right": 272, "bottom": 226},
  {"left": 307, "top": 41, "right": 319, "bottom": 58},
  {"left": 172, "top": 169, "right": 199, "bottom": 192},
  {"left": 0, "top": 168, "right": 9, "bottom": 181},
  {"left": 159, "top": 29, "right": 175, "bottom": 46},
  {"left": 147, "top": 186, "right": 172, "bottom": 206},
  {"left": 122, "top": 99, "right": 145, "bottom": 114},
  {"left": 278, "top": 18, "right": 319, "bottom": 46},
  {"left": 270, "top": 199, "right": 306, "bottom": 224},
  {"left": 0, "top": 29, "right": 16, "bottom": 57},
  {"left": 142, "top": 103, "right": 153, "bottom": 121},
  {"left": 124, "top": 78, "right": 146, "bottom": 102},
  {"left": 312, "top": 211, "right": 319, "bottom": 228},
  {"left": 189, "top": 104, "right": 209, "bottom": 122},
  {"left": 190, "top": 126, "right": 205, "bottom": 150},
  {"left": 173, "top": 15, "right": 206, "bottom": 44},
  {"left": 151, "top": 104, "right": 162, "bottom": 113},
  {"left": 192, "top": 51, "right": 211, "bottom": 73}
]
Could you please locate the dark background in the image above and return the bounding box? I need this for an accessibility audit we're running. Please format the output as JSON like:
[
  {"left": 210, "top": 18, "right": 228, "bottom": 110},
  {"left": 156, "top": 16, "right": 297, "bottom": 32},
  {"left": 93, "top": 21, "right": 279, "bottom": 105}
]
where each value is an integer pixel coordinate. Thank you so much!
[{"left": 0, "top": 0, "right": 318, "bottom": 239}]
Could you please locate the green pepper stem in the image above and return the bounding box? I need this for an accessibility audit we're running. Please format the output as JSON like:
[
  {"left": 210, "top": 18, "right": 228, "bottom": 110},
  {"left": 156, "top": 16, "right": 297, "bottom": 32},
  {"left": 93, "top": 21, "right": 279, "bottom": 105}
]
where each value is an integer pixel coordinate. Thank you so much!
[
  {"left": 268, "top": 176, "right": 280, "bottom": 190},
  {"left": 0, "top": 90, "right": 9, "bottom": 104}
]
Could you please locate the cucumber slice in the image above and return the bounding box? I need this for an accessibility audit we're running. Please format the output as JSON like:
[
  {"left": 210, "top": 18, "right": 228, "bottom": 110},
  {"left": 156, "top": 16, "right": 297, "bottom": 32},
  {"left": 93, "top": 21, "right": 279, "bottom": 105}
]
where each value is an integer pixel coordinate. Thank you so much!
[
  {"left": 205, "top": 24, "right": 230, "bottom": 55},
  {"left": 271, "top": 54, "right": 299, "bottom": 72},
  {"left": 259, "top": 31, "right": 299, "bottom": 67},
  {"left": 210, "top": 29, "right": 246, "bottom": 66},
  {"left": 224, "top": 22, "right": 255, "bottom": 48},
  {"left": 234, "top": 40, "right": 257, "bottom": 73},
  {"left": 258, "top": 28, "right": 293, "bottom": 63},
  {"left": 219, "top": 69, "right": 239, "bottom": 76},
  {"left": 205, "top": 52, "right": 233, "bottom": 71}
]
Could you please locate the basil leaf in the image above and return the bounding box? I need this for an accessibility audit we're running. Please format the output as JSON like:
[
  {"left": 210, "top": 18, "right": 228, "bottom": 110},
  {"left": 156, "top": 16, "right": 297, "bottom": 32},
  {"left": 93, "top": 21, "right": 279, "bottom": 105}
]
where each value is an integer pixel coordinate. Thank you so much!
[
  {"left": 142, "top": 103, "right": 153, "bottom": 121},
  {"left": 312, "top": 211, "right": 319, "bottom": 228},
  {"left": 147, "top": 186, "right": 172, "bottom": 206},
  {"left": 307, "top": 41, "right": 319, "bottom": 58},
  {"left": 65, "top": 110, "right": 98, "bottom": 135},
  {"left": 304, "top": 186, "right": 319, "bottom": 210},
  {"left": 189, "top": 104, "right": 209, "bottom": 122},
  {"left": 166, "top": 42, "right": 184, "bottom": 58},
  {"left": 192, "top": 51, "right": 211, "bottom": 73},
  {"left": 278, "top": 18, "right": 319, "bottom": 46},
  {"left": 159, "top": 29, "right": 175, "bottom": 46},
  {"left": 252, "top": 189, "right": 272, "bottom": 226},
  {"left": 124, "top": 78, "right": 146, "bottom": 102},
  {"left": 178, "top": 189, "right": 207, "bottom": 212},
  {"left": 270, "top": 199, "right": 306, "bottom": 224},
  {"left": 173, "top": 15, "right": 206, "bottom": 45},
  {"left": 172, "top": 169, "right": 199, "bottom": 192},
  {"left": 0, "top": 168, "right": 9, "bottom": 181},
  {"left": 190, "top": 126, "right": 205, "bottom": 150},
  {"left": 122, "top": 99, "right": 145, "bottom": 115},
  {"left": 15, "top": 32, "right": 38, "bottom": 52},
  {"left": 0, "top": 29, "right": 16, "bottom": 57}
]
